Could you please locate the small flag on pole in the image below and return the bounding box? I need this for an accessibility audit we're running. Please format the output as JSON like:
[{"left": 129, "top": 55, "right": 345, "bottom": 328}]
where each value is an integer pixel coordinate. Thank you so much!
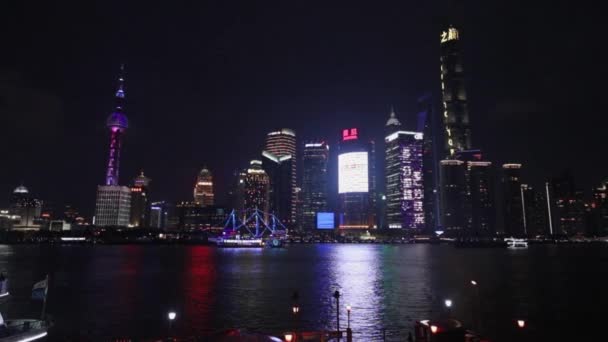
[{"left": 31, "top": 278, "right": 48, "bottom": 301}]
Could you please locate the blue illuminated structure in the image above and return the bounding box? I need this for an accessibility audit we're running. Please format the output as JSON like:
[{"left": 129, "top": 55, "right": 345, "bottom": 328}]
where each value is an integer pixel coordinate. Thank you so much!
[
  {"left": 316, "top": 212, "right": 334, "bottom": 229},
  {"left": 223, "top": 209, "right": 287, "bottom": 237}
]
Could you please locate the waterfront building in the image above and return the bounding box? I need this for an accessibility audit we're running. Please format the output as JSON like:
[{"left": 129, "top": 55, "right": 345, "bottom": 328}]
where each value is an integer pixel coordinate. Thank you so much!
[
  {"left": 417, "top": 95, "right": 441, "bottom": 233},
  {"left": 244, "top": 160, "right": 270, "bottom": 215},
  {"left": 264, "top": 129, "right": 297, "bottom": 224},
  {"left": 9, "top": 185, "right": 42, "bottom": 229},
  {"left": 501, "top": 164, "right": 524, "bottom": 236},
  {"left": 550, "top": 171, "right": 585, "bottom": 235},
  {"left": 301, "top": 141, "right": 329, "bottom": 230},
  {"left": 193, "top": 167, "right": 214, "bottom": 207},
  {"left": 468, "top": 161, "right": 494, "bottom": 236},
  {"left": 440, "top": 25, "right": 471, "bottom": 157},
  {"left": 176, "top": 202, "right": 228, "bottom": 230},
  {"left": 439, "top": 159, "right": 466, "bottom": 233},
  {"left": 94, "top": 65, "right": 131, "bottom": 227},
  {"left": 384, "top": 110, "right": 424, "bottom": 230},
  {"left": 591, "top": 180, "right": 608, "bottom": 235},
  {"left": 261, "top": 150, "right": 294, "bottom": 226},
  {"left": 149, "top": 201, "right": 171, "bottom": 229},
  {"left": 521, "top": 184, "right": 549, "bottom": 237},
  {"left": 338, "top": 128, "right": 376, "bottom": 229},
  {"left": 130, "top": 171, "right": 151, "bottom": 227}
]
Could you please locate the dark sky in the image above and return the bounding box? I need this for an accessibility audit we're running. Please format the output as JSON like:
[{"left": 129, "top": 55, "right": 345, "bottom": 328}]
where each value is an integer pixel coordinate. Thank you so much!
[{"left": 0, "top": 1, "right": 605, "bottom": 215}]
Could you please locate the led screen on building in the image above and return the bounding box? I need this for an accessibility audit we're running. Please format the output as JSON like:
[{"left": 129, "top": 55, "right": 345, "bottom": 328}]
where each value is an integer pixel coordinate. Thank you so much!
[
  {"left": 338, "top": 152, "right": 369, "bottom": 193},
  {"left": 316, "top": 212, "right": 335, "bottom": 229}
]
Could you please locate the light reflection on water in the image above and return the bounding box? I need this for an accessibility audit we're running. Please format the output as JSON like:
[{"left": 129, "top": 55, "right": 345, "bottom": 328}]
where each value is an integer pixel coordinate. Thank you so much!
[{"left": 0, "top": 244, "right": 606, "bottom": 341}]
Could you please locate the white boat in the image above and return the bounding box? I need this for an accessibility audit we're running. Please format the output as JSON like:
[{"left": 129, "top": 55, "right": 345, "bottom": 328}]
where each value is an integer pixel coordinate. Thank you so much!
[
  {"left": 0, "top": 318, "right": 48, "bottom": 342},
  {"left": 505, "top": 238, "right": 528, "bottom": 249},
  {"left": 216, "top": 237, "right": 264, "bottom": 248}
]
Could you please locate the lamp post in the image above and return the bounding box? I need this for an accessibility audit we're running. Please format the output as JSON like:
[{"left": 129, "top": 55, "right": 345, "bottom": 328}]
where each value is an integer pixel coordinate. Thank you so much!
[
  {"left": 470, "top": 280, "right": 482, "bottom": 332},
  {"left": 167, "top": 311, "right": 176, "bottom": 337},
  {"left": 291, "top": 291, "right": 300, "bottom": 340},
  {"left": 346, "top": 305, "right": 351, "bottom": 329},
  {"left": 284, "top": 332, "right": 294, "bottom": 342},
  {"left": 333, "top": 290, "right": 341, "bottom": 337},
  {"left": 444, "top": 299, "right": 452, "bottom": 319}
]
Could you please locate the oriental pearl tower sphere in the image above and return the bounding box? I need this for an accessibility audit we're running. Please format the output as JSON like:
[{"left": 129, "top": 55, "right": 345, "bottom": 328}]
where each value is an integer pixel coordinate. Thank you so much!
[{"left": 105, "top": 64, "right": 129, "bottom": 186}]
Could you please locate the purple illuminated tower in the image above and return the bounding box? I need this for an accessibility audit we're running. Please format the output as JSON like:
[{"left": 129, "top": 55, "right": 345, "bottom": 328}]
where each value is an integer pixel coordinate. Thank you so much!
[
  {"left": 94, "top": 65, "right": 131, "bottom": 227},
  {"left": 105, "top": 64, "right": 129, "bottom": 186}
]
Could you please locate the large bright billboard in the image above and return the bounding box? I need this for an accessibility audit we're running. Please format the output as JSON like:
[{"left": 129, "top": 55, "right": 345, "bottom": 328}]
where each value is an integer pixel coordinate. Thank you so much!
[
  {"left": 316, "top": 212, "right": 335, "bottom": 229},
  {"left": 338, "top": 152, "right": 369, "bottom": 193}
]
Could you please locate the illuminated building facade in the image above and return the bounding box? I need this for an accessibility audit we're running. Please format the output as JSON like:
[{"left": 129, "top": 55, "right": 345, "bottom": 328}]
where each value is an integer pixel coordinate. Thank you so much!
[
  {"left": 10, "top": 185, "right": 42, "bottom": 229},
  {"left": 95, "top": 65, "right": 131, "bottom": 227},
  {"left": 149, "top": 201, "right": 170, "bottom": 229},
  {"left": 193, "top": 167, "right": 214, "bottom": 207},
  {"left": 244, "top": 160, "right": 270, "bottom": 215},
  {"left": 301, "top": 141, "right": 329, "bottom": 230},
  {"left": 550, "top": 171, "right": 586, "bottom": 235},
  {"left": 176, "top": 202, "right": 228, "bottom": 230},
  {"left": 130, "top": 171, "right": 151, "bottom": 227},
  {"left": 264, "top": 129, "right": 297, "bottom": 224},
  {"left": 338, "top": 128, "right": 376, "bottom": 229},
  {"left": 440, "top": 26, "right": 471, "bottom": 157},
  {"left": 502, "top": 164, "right": 525, "bottom": 236},
  {"left": 468, "top": 161, "right": 494, "bottom": 235},
  {"left": 384, "top": 110, "right": 424, "bottom": 229},
  {"left": 416, "top": 96, "right": 441, "bottom": 232}
]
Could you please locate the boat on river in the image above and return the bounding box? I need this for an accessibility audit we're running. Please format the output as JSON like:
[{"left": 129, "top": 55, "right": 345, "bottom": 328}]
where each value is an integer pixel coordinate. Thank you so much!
[{"left": 505, "top": 237, "right": 528, "bottom": 249}]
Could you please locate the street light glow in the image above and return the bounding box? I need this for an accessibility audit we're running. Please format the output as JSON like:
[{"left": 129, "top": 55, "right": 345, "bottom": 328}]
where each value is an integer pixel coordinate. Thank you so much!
[
  {"left": 284, "top": 332, "right": 294, "bottom": 342},
  {"left": 471, "top": 280, "right": 477, "bottom": 286},
  {"left": 517, "top": 320, "right": 526, "bottom": 328},
  {"left": 430, "top": 325, "right": 438, "bottom": 334},
  {"left": 168, "top": 311, "right": 176, "bottom": 320},
  {"left": 444, "top": 299, "right": 453, "bottom": 308},
  {"left": 346, "top": 305, "right": 351, "bottom": 312}
]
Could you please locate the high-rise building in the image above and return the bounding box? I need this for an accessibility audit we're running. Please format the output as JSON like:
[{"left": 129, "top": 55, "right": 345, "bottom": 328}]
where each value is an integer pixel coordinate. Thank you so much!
[
  {"left": 384, "top": 110, "right": 424, "bottom": 230},
  {"left": 502, "top": 164, "right": 525, "bottom": 236},
  {"left": 261, "top": 150, "right": 294, "bottom": 226},
  {"left": 149, "top": 201, "right": 170, "bottom": 229},
  {"left": 193, "top": 167, "right": 214, "bottom": 207},
  {"left": 440, "top": 26, "right": 471, "bottom": 158},
  {"left": 417, "top": 96, "right": 441, "bottom": 233},
  {"left": 244, "top": 160, "right": 270, "bottom": 215},
  {"left": 264, "top": 129, "right": 297, "bottom": 224},
  {"left": 439, "top": 160, "right": 466, "bottom": 233},
  {"left": 338, "top": 128, "right": 376, "bottom": 229},
  {"left": 130, "top": 171, "right": 151, "bottom": 227},
  {"left": 467, "top": 161, "right": 494, "bottom": 235},
  {"left": 550, "top": 171, "right": 585, "bottom": 235},
  {"left": 9, "top": 185, "right": 42, "bottom": 229},
  {"left": 301, "top": 141, "right": 329, "bottom": 230},
  {"left": 591, "top": 180, "right": 608, "bottom": 236},
  {"left": 520, "top": 184, "right": 549, "bottom": 237},
  {"left": 95, "top": 65, "right": 131, "bottom": 227}
]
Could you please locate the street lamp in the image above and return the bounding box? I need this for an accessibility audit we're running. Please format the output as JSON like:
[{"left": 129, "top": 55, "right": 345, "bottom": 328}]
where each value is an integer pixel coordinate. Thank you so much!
[
  {"left": 517, "top": 320, "right": 526, "bottom": 329},
  {"left": 430, "top": 325, "right": 438, "bottom": 334},
  {"left": 444, "top": 299, "right": 452, "bottom": 308},
  {"left": 333, "top": 290, "right": 341, "bottom": 333},
  {"left": 346, "top": 305, "right": 351, "bottom": 329},
  {"left": 470, "top": 280, "right": 477, "bottom": 286},
  {"left": 167, "top": 311, "right": 176, "bottom": 336},
  {"left": 284, "top": 332, "right": 294, "bottom": 342},
  {"left": 292, "top": 305, "right": 300, "bottom": 314}
]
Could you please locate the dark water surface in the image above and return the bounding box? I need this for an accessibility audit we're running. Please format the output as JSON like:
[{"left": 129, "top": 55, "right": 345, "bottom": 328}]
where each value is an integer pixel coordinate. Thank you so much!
[{"left": 1, "top": 244, "right": 606, "bottom": 341}]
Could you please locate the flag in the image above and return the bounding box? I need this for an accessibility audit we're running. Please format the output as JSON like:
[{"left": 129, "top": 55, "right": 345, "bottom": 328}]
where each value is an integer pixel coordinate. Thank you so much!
[{"left": 31, "top": 278, "right": 48, "bottom": 301}]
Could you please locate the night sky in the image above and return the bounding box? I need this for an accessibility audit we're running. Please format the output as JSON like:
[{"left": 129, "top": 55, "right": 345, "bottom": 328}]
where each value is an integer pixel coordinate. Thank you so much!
[{"left": 1, "top": 1, "right": 605, "bottom": 216}]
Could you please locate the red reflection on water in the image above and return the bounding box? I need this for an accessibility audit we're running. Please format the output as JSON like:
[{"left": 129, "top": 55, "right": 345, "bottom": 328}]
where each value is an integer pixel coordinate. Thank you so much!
[{"left": 183, "top": 246, "right": 216, "bottom": 336}]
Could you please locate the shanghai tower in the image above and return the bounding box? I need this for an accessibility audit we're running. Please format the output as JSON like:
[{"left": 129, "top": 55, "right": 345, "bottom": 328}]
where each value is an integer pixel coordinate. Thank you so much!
[
  {"left": 94, "top": 65, "right": 132, "bottom": 227},
  {"left": 440, "top": 26, "right": 471, "bottom": 157}
]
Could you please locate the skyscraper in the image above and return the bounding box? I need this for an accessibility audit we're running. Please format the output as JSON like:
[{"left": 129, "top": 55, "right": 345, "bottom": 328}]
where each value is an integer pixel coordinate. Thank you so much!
[
  {"left": 193, "top": 167, "right": 214, "bottom": 207},
  {"left": 244, "top": 160, "right": 270, "bottom": 215},
  {"left": 384, "top": 110, "right": 425, "bottom": 230},
  {"left": 301, "top": 141, "right": 330, "bottom": 230},
  {"left": 502, "top": 164, "right": 524, "bottom": 236},
  {"left": 440, "top": 26, "right": 471, "bottom": 157},
  {"left": 10, "top": 185, "right": 42, "bottom": 229},
  {"left": 439, "top": 160, "right": 466, "bottom": 233},
  {"left": 130, "top": 171, "right": 151, "bottom": 227},
  {"left": 264, "top": 129, "right": 297, "bottom": 225},
  {"left": 550, "top": 171, "right": 585, "bottom": 235},
  {"left": 468, "top": 161, "right": 494, "bottom": 235},
  {"left": 95, "top": 65, "right": 131, "bottom": 227},
  {"left": 338, "top": 128, "right": 375, "bottom": 229},
  {"left": 417, "top": 96, "right": 441, "bottom": 233}
]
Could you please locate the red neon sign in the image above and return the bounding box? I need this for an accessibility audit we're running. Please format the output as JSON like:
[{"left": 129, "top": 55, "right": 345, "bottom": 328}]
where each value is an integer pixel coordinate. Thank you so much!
[{"left": 342, "top": 128, "right": 358, "bottom": 141}]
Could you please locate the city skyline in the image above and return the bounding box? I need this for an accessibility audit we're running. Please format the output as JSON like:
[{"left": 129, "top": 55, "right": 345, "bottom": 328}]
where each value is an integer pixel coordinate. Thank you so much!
[{"left": 1, "top": 2, "right": 606, "bottom": 217}]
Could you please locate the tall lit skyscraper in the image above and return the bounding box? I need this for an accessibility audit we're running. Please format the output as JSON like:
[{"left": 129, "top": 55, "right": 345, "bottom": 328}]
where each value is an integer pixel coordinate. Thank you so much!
[
  {"left": 502, "top": 164, "right": 524, "bottom": 236},
  {"left": 10, "top": 185, "right": 42, "bottom": 229},
  {"left": 263, "top": 129, "right": 297, "bottom": 225},
  {"left": 193, "top": 167, "right": 214, "bottom": 207},
  {"left": 467, "top": 161, "right": 494, "bottom": 235},
  {"left": 244, "top": 160, "right": 270, "bottom": 215},
  {"left": 384, "top": 110, "right": 424, "bottom": 229},
  {"left": 440, "top": 26, "right": 471, "bottom": 157},
  {"left": 439, "top": 160, "right": 466, "bottom": 233},
  {"left": 130, "top": 171, "right": 151, "bottom": 227},
  {"left": 338, "top": 128, "right": 376, "bottom": 229},
  {"left": 301, "top": 141, "right": 329, "bottom": 230},
  {"left": 95, "top": 65, "right": 131, "bottom": 227}
]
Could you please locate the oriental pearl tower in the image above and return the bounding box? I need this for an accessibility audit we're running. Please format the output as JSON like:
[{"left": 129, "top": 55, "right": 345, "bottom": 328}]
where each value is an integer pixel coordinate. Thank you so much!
[{"left": 105, "top": 64, "right": 129, "bottom": 186}]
